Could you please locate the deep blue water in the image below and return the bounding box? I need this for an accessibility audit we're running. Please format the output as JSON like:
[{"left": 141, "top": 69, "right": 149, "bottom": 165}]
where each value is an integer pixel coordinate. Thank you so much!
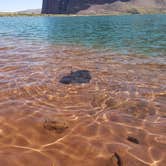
[{"left": 0, "top": 14, "right": 166, "bottom": 56}]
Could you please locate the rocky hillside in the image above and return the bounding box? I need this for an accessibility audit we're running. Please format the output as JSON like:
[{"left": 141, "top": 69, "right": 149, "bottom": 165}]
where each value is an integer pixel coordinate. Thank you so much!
[{"left": 42, "top": 0, "right": 166, "bottom": 14}]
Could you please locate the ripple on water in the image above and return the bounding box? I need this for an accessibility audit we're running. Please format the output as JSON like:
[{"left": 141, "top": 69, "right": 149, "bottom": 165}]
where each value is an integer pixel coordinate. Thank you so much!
[{"left": 0, "top": 41, "right": 165, "bottom": 166}]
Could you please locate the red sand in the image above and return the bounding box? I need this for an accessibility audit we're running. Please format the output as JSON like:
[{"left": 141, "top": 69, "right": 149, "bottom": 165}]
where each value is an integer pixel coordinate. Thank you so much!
[{"left": 0, "top": 44, "right": 165, "bottom": 166}]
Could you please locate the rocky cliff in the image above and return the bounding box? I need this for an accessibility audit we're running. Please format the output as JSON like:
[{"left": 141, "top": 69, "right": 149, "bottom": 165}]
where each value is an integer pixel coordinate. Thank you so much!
[{"left": 42, "top": 0, "right": 166, "bottom": 14}]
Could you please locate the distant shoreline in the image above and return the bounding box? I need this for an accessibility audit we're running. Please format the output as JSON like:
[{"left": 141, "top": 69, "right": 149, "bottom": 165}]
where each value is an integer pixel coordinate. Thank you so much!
[{"left": 0, "top": 12, "right": 166, "bottom": 17}]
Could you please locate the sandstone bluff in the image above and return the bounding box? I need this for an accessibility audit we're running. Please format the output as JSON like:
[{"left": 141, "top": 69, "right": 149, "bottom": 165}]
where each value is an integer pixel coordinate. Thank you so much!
[{"left": 42, "top": 0, "right": 166, "bottom": 14}]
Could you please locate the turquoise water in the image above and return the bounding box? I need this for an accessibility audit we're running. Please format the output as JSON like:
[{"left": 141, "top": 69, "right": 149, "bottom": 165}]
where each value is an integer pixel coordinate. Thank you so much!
[{"left": 0, "top": 14, "right": 166, "bottom": 56}]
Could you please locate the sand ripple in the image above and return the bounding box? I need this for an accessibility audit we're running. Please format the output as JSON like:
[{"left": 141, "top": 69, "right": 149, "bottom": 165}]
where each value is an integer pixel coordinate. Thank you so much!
[{"left": 0, "top": 41, "right": 165, "bottom": 166}]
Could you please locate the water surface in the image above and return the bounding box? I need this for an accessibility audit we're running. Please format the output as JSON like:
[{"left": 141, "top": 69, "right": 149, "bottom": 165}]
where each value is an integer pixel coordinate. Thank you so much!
[
  {"left": 0, "top": 15, "right": 166, "bottom": 166},
  {"left": 0, "top": 14, "right": 166, "bottom": 56}
]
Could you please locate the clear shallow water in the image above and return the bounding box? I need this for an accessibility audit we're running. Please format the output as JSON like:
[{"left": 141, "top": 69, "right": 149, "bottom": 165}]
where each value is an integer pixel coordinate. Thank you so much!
[
  {"left": 0, "top": 14, "right": 166, "bottom": 56},
  {"left": 0, "top": 15, "right": 166, "bottom": 166}
]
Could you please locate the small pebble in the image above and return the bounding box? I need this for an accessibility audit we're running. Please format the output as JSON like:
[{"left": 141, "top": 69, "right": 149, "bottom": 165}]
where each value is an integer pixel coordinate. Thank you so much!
[
  {"left": 127, "top": 136, "right": 139, "bottom": 144},
  {"left": 43, "top": 118, "right": 69, "bottom": 133},
  {"left": 108, "top": 153, "right": 122, "bottom": 166}
]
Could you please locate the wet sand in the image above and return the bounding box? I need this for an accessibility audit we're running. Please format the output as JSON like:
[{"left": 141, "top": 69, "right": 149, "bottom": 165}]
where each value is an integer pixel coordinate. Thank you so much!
[{"left": 0, "top": 42, "right": 166, "bottom": 166}]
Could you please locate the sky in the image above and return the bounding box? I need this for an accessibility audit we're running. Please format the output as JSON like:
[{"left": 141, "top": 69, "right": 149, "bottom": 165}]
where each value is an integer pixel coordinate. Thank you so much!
[{"left": 0, "top": 0, "right": 42, "bottom": 12}]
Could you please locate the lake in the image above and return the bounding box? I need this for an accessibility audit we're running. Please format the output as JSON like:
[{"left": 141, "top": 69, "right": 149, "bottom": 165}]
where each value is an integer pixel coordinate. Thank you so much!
[
  {"left": 0, "top": 15, "right": 166, "bottom": 166},
  {"left": 0, "top": 14, "right": 166, "bottom": 56}
]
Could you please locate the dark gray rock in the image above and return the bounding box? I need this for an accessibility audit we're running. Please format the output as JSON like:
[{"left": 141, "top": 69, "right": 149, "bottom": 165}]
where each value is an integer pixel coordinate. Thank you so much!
[
  {"left": 127, "top": 136, "right": 139, "bottom": 144},
  {"left": 60, "top": 70, "right": 91, "bottom": 84}
]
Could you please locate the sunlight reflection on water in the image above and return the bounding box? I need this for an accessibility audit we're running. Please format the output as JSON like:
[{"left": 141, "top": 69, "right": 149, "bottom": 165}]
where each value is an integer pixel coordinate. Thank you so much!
[{"left": 0, "top": 15, "right": 166, "bottom": 166}]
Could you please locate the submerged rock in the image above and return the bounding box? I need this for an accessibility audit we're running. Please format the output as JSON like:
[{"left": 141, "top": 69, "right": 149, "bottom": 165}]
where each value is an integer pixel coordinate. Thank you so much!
[
  {"left": 108, "top": 153, "right": 122, "bottom": 166},
  {"left": 60, "top": 70, "right": 91, "bottom": 84},
  {"left": 127, "top": 136, "right": 139, "bottom": 144},
  {"left": 43, "top": 118, "right": 69, "bottom": 133}
]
